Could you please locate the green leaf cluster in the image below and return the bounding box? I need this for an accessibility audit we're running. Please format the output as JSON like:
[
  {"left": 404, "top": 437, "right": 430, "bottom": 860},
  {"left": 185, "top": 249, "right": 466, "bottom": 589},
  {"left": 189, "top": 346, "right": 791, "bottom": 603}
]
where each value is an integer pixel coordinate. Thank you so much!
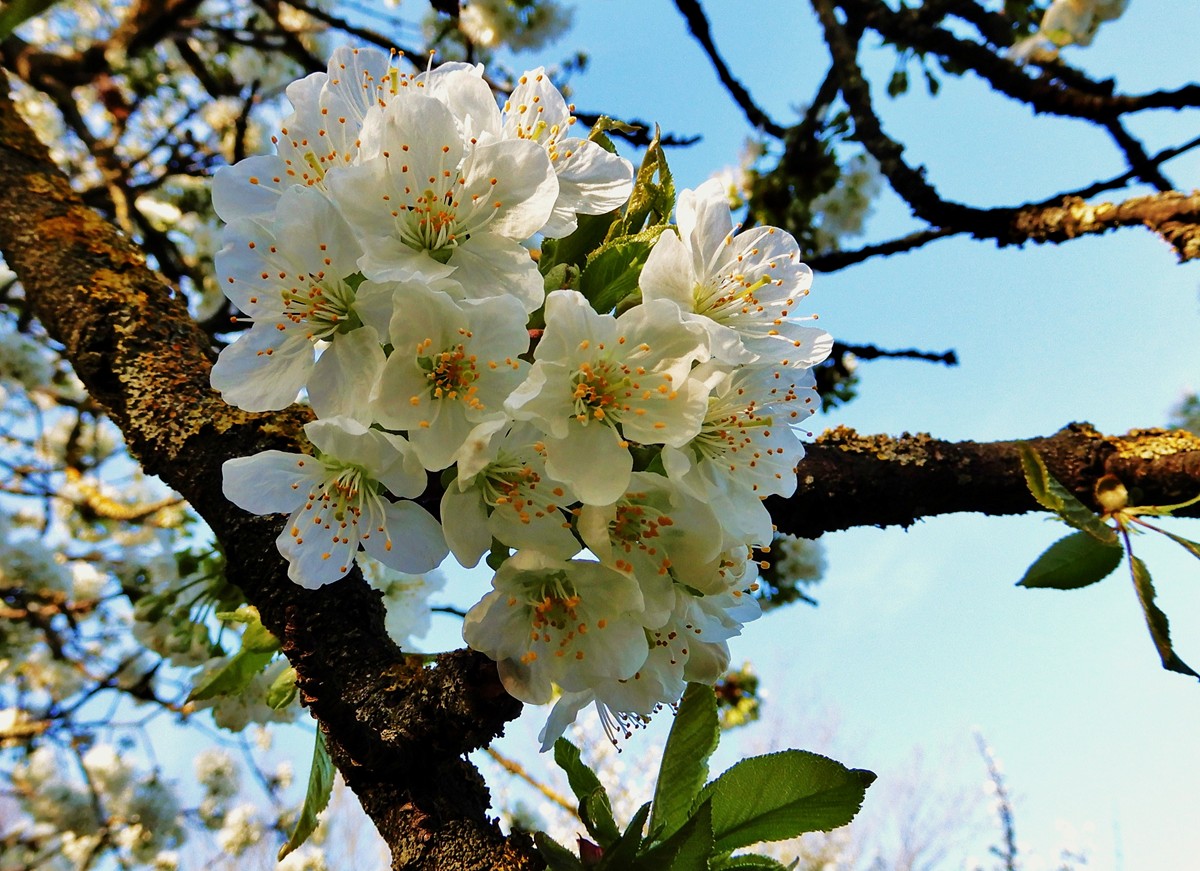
[
  {"left": 538, "top": 124, "right": 675, "bottom": 318},
  {"left": 535, "top": 685, "right": 874, "bottom": 870},
  {"left": 187, "top": 605, "right": 283, "bottom": 702},
  {"left": 1016, "top": 446, "right": 1200, "bottom": 680}
]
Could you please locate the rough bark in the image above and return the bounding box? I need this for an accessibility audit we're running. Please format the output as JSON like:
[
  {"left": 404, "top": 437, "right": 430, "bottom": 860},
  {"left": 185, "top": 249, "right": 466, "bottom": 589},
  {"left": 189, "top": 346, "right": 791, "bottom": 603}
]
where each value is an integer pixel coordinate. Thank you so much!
[{"left": 4, "top": 54, "right": 1200, "bottom": 871}]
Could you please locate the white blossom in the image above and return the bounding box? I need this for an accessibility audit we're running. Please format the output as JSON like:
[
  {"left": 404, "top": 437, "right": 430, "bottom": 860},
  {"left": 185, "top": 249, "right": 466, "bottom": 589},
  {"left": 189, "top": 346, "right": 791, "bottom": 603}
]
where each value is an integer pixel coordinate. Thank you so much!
[{"left": 222, "top": 417, "right": 447, "bottom": 588}]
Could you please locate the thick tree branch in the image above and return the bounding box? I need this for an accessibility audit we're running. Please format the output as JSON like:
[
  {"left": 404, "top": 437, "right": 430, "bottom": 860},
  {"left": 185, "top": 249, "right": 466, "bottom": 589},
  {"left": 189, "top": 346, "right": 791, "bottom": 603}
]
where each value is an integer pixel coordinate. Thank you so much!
[{"left": 771, "top": 424, "right": 1200, "bottom": 539}]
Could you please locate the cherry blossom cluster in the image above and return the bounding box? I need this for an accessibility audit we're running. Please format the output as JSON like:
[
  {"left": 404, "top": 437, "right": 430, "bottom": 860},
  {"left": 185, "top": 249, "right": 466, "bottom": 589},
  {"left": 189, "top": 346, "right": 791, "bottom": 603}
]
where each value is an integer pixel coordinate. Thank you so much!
[{"left": 214, "top": 46, "right": 831, "bottom": 743}]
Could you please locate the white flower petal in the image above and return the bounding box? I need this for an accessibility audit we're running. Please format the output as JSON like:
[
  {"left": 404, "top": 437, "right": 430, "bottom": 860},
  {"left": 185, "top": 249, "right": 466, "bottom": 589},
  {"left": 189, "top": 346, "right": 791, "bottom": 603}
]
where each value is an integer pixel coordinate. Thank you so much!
[
  {"left": 222, "top": 452, "right": 311, "bottom": 515},
  {"left": 360, "top": 501, "right": 448, "bottom": 574}
]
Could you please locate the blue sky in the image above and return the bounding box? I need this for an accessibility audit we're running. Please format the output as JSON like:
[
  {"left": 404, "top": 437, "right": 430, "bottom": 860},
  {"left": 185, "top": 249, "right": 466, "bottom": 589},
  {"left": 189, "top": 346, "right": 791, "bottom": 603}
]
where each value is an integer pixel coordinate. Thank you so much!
[{"left": 418, "top": 3, "right": 1200, "bottom": 868}]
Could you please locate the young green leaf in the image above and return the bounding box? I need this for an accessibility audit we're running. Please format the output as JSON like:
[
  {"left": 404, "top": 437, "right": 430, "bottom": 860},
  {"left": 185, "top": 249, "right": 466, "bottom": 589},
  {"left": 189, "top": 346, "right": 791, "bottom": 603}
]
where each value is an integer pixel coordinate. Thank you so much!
[
  {"left": 215, "top": 605, "right": 281, "bottom": 653},
  {"left": 1129, "top": 556, "right": 1200, "bottom": 679},
  {"left": 650, "top": 683, "right": 720, "bottom": 841},
  {"left": 578, "top": 237, "right": 655, "bottom": 314},
  {"left": 266, "top": 665, "right": 298, "bottom": 710},
  {"left": 595, "top": 802, "right": 650, "bottom": 870},
  {"left": 533, "top": 833, "right": 586, "bottom": 871},
  {"left": 620, "top": 127, "right": 674, "bottom": 236},
  {"left": 1126, "top": 490, "right": 1200, "bottom": 516},
  {"left": 1017, "top": 445, "right": 1117, "bottom": 545},
  {"left": 187, "top": 649, "right": 276, "bottom": 702},
  {"left": 278, "top": 728, "right": 335, "bottom": 860},
  {"left": 541, "top": 210, "right": 621, "bottom": 272},
  {"left": 1018, "top": 531, "right": 1123, "bottom": 589},
  {"left": 711, "top": 854, "right": 796, "bottom": 871},
  {"left": 697, "top": 750, "right": 876, "bottom": 852},
  {"left": 634, "top": 799, "right": 713, "bottom": 871},
  {"left": 1161, "top": 530, "right": 1200, "bottom": 561},
  {"left": 553, "top": 738, "right": 621, "bottom": 845}
]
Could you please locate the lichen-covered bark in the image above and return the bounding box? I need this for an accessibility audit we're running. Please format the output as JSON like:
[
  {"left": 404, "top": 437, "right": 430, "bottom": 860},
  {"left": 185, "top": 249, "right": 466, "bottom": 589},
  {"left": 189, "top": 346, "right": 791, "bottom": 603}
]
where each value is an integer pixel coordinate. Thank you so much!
[
  {"left": 4, "top": 71, "right": 1200, "bottom": 868},
  {"left": 771, "top": 423, "right": 1200, "bottom": 538}
]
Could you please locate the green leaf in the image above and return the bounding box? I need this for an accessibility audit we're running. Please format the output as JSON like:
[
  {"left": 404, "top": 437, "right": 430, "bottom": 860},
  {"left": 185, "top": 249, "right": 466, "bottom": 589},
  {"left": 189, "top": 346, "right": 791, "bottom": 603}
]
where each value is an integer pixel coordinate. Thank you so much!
[
  {"left": 189, "top": 607, "right": 283, "bottom": 701},
  {"left": 1018, "top": 531, "right": 1123, "bottom": 590},
  {"left": 634, "top": 799, "right": 713, "bottom": 871},
  {"left": 278, "top": 728, "right": 335, "bottom": 860},
  {"left": 215, "top": 605, "right": 281, "bottom": 653},
  {"left": 1129, "top": 556, "right": 1200, "bottom": 679},
  {"left": 541, "top": 210, "right": 621, "bottom": 272},
  {"left": 587, "top": 115, "right": 639, "bottom": 155},
  {"left": 711, "top": 854, "right": 794, "bottom": 871},
  {"left": 266, "top": 665, "right": 298, "bottom": 710},
  {"left": 1126, "top": 490, "right": 1200, "bottom": 516},
  {"left": 578, "top": 237, "right": 654, "bottom": 314},
  {"left": 187, "top": 649, "right": 275, "bottom": 702},
  {"left": 1162, "top": 530, "right": 1200, "bottom": 561},
  {"left": 650, "top": 683, "right": 720, "bottom": 841},
  {"left": 595, "top": 802, "right": 649, "bottom": 870},
  {"left": 553, "top": 738, "right": 620, "bottom": 845},
  {"left": 1017, "top": 445, "right": 1117, "bottom": 545},
  {"left": 0, "top": 0, "right": 64, "bottom": 39},
  {"left": 697, "top": 750, "right": 875, "bottom": 852},
  {"left": 534, "top": 832, "right": 585, "bottom": 871},
  {"left": 620, "top": 127, "right": 674, "bottom": 236}
]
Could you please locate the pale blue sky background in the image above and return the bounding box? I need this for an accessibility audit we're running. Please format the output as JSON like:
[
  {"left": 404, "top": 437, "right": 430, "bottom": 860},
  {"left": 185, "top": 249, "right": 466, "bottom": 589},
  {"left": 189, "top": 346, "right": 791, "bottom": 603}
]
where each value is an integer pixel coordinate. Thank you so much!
[{"left": 411, "top": 3, "right": 1200, "bottom": 869}]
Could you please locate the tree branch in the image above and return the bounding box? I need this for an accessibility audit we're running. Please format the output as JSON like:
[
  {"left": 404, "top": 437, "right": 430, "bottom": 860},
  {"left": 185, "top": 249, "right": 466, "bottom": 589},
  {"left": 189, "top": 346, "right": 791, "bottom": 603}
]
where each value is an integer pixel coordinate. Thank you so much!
[{"left": 771, "top": 423, "right": 1200, "bottom": 539}]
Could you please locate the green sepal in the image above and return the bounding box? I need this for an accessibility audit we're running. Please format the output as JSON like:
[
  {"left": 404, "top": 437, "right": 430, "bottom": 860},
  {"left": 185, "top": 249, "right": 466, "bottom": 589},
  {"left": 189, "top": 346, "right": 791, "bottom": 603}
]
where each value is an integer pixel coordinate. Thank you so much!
[
  {"left": 1017, "top": 445, "right": 1117, "bottom": 545},
  {"left": 533, "top": 832, "right": 585, "bottom": 871},
  {"left": 634, "top": 799, "right": 713, "bottom": 871},
  {"left": 553, "top": 738, "right": 621, "bottom": 846},
  {"left": 266, "top": 665, "right": 298, "bottom": 710},
  {"left": 1129, "top": 555, "right": 1199, "bottom": 679},
  {"left": 1018, "top": 531, "right": 1123, "bottom": 590},
  {"left": 696, "top": 750, "right": 875, "bottom": 852},
  {"left": 650, "top": 683, "right": 719, "bottom": 842},
  {"left": 278, "top": 728, "right": 335, "bottom": 860},
  {"left": 595, "top": 802, "right": 650, "bottom": 870},
  {"left": 0, "top": 0, "right": 64, "bottom": 39},
  {"left": 711, "top": 854, "right": 796, "bottom": 871}
]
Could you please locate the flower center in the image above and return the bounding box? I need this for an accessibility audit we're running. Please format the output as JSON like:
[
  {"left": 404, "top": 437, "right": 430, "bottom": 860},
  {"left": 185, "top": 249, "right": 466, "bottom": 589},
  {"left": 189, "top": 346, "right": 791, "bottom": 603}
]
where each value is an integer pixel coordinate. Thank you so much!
[
  {"left": 693, "top": 272, "right": 773, "bottom": 325},
  {"left": 416, "top": 335, "right": 483, "bottom": 408},
  {"left": 280, "top": 276, "right": 361, "bottom": 341},
  {"left": 479, "top": 452, "right": 564, "bottom": 525},
  {"left": 571, "top": 359, "right": 630, "bottom": 424}
]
